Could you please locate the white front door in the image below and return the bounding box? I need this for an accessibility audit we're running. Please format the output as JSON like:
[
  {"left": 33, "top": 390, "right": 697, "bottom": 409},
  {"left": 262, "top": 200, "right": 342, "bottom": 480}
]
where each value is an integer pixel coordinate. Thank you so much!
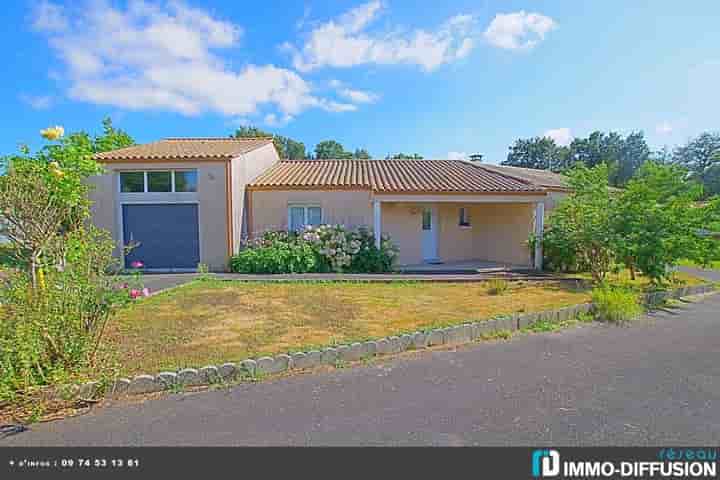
[{"left": 421, "top": 206, "right": 440, "bottom": 262}]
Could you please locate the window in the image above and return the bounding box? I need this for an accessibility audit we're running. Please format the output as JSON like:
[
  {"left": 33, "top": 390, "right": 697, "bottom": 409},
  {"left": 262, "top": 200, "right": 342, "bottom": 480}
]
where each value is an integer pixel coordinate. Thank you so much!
[
  {"left": 289, "top": 205, "right": 322, "bottom": 231},
  {"left": 147, "top": 171, "right": 171, "bottom": 192},
  {"left": 459, "top": 207, "right": 471, "bottom": 227},
  {"left": 422, "top": 208, "right": 432, "bottom": 231},
  {"left": 120, "top": 172, "right": 144, "bottom": 193},
  {"left": 174, "top": 170, "right": 198, "bottom": 192},
  {"left": 119, "top": 169, "right": 198, "bottom": 193}
]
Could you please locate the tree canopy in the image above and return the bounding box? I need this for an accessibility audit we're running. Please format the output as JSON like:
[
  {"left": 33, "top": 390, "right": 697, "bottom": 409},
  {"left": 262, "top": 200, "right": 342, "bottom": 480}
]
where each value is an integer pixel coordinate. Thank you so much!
[
  {"left": 313, "top": 140, "right": 372, "bottom": 159},
  {"left": 503, "top": 130, "right": 651, "bottom": 186},
  {"left": 232, "top": 126, "right": 306, "bottom": 160},
  {"left": 672, "top": 132, "right": 720, "bottom": 197}
]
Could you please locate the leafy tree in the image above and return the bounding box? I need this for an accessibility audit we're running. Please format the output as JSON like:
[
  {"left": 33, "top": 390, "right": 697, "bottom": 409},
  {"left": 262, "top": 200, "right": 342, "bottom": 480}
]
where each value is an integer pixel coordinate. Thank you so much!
[
  {"left": 386, "top": 153, "right": 424, "bottom": 159},
  {"left": 672, "top": 132, "right": 720, "bottom": 197},
  {"left": 543, "top": 164, "right": 617, "bottom": 282},
  {"left": 232, "top": 126, "right": 306, "bottom": 160},
  {"left": 615, "top": 131, "right": 651, "bottom": 185},
  {"left": 0, "top": 119, "right": 134, "bottom": 284},
  {"left": 314, "top": 140, "right": 353, "bottom": 159},
  {"left": 611, "top": 162, "right": 706, "bottom": 282},
  {"left": 503, "top": 136, "right": 569, "bottom": 172},
  {"left": 353, "top": 148, "right": 371, "bottom": 159}
]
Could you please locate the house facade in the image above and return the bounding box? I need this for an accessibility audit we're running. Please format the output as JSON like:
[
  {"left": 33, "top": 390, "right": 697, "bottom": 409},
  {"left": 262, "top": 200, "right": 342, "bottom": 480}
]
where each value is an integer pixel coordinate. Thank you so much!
[{"left": 89, "top": 138, "right": 568, "bottom": 272}]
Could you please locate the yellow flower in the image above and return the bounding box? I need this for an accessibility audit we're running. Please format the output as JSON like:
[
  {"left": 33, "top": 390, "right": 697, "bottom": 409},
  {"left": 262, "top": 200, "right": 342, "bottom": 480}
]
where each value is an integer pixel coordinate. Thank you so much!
[{"left": 40, "top": 125, "right": 65, "bottom": 141}]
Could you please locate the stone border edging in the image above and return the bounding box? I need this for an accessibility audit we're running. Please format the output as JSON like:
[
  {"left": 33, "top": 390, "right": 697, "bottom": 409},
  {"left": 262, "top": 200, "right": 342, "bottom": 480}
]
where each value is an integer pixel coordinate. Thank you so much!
[{"left": 67, "top": 283, "right": 717, "bottom": 400}]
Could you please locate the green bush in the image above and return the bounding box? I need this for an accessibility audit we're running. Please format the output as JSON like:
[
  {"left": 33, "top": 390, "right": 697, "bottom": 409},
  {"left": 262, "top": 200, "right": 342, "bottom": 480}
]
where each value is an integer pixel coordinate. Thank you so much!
[
  {"left": 230, "top": 225, "right": 398, "bottom": 274},
  {"left": 591, "top": 285, "right": 643, "bottom": 323},
  {"left": 0, "top": 227, "right": 130, "bottom": 400}
]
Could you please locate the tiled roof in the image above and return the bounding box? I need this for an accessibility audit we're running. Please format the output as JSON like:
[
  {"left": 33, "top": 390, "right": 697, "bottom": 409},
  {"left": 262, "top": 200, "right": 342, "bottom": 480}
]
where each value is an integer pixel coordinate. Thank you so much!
[
  {"left": 94, "top": 137, "right": 273, "bottom": 161},
  {"left": 477, "top": 164, "right": 568, "bottom": 190},
  {"left": 249, "top": 160, "right": 545, "bottom": 194}
]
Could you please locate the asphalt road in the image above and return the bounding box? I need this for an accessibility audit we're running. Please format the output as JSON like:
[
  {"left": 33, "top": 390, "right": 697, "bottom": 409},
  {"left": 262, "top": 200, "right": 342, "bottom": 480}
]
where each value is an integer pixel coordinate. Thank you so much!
[{"left": 3, "top": 292, "right": 720, "bottom": 446}]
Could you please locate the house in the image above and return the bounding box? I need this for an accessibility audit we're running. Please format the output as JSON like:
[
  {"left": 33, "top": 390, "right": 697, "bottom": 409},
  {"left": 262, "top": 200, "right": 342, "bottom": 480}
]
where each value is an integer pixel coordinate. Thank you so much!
[{"left": 89, "top": 138, "right": 568, "bottom": 272}]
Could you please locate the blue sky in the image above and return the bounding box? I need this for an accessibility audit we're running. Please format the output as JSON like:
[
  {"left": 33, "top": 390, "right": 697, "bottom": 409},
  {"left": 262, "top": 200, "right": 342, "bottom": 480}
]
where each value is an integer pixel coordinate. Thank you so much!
[{"left": 2, "top": 0, "right": 719, "bottom": 163}]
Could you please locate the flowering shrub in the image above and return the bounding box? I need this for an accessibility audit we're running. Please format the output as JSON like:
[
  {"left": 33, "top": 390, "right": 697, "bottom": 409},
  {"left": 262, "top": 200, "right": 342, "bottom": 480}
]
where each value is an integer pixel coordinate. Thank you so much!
[{"left": 230, "top": 225, "right": 398, "bottom": 274}]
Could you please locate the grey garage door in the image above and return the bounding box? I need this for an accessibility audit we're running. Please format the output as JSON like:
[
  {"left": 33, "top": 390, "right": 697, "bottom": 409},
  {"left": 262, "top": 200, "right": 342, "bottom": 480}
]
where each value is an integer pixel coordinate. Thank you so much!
[{"left": 122, "top": 204, "right": 200, "bottom": 269}]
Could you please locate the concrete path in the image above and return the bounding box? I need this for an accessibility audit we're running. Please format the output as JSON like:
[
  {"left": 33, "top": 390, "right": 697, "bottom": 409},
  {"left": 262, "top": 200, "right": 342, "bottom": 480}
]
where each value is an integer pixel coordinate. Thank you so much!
[{"left": 3, "top": 293, "right": 720, "bottom": 446}]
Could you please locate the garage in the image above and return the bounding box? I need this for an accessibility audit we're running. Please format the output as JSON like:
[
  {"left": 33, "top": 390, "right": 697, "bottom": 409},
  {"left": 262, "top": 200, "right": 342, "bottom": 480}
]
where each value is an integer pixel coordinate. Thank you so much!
[{"left": 122, "top": 204, "right": 200, "bottom": 270}]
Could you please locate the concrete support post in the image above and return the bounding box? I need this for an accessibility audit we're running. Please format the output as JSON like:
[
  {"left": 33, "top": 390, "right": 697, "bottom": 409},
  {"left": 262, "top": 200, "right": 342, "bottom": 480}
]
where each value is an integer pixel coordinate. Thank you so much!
[
  {"left": 373, "top": 200, "right": 382, "bottom": 249},
  {"left": 534, "top": 201, "right": 545, "bottom": 270}
]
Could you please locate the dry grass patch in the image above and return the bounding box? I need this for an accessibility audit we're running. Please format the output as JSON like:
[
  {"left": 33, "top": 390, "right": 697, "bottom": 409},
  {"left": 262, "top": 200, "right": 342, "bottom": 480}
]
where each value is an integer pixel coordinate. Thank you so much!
[{"left": 105, "top": 280, "right": 589, "bottom": 375}]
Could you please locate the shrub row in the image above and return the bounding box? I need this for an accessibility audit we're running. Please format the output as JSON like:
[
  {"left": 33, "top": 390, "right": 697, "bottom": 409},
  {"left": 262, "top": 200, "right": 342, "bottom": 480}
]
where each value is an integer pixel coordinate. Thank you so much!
[{"left": 230, "top": 225, "right": 398, "bottom": 274}]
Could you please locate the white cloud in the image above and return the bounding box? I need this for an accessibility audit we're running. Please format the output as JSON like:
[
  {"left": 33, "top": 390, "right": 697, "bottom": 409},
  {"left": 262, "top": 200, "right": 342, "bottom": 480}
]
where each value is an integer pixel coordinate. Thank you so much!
[
  {"left": 655, "top": 121, "right": 673, "bottom": 135},
  {"left": 543, "top": 127, "right": 572, "bottom": 146},
  {"left": 20, "top": 94, "right": 54, "bottom": 109},
  {"left": 32, "top": 0, "right": 350, "bottom": 122},
  {"left": 32, "top": 0, "right": 69, "bottom": 32},
  {"left": 447, "top": 151, "right": 468, "bottom": 160},
  {"left": 329, "top": 79, "right": 379, "bottom": 104},
  {"left": 289, "top": 1, "right": 477, "bottom": 72},
  {"left": 484, "top": 11, "right": 556, "bottom": 50}
]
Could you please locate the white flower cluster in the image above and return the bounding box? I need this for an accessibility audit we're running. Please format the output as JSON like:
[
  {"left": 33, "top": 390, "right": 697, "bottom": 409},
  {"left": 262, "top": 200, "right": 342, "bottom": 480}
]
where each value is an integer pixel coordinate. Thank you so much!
[{"left": 302, "top": 224, "right": 362, "bottom": 271}]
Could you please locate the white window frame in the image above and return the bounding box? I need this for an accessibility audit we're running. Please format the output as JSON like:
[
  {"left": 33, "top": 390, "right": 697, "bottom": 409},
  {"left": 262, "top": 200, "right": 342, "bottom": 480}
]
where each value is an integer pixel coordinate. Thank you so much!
[
  {"left": 119, "top": 169, "right": 198, "bottom": 193},
  {"left": 459, "top": 207, "right": 471, "bottom": 228},
  {"left": 288, "top": 204, "right": 323, "bottom": 231}
]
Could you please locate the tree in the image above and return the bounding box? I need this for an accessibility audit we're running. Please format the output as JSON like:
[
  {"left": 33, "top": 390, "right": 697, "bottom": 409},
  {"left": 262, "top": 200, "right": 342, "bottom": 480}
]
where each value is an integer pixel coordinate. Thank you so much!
[
  {"left": 353, "top": 148, "right": 371, "bottom": 159},
  {"left": 614, "top": 131, "right": 651, "bottom": 186},
  {"left": 232, "top": 126, "right": 306, "bottom": 160},
  {"left": 542, "top": 164, "right": 616, "bottom": 282},
  {"left": 503, "top": 136, "right": 568, "bottom": 171},
  {"left": 564, "top": 130, "right": 650, "bottom": 186},
  {"left": 672, "top": 132, "right": 720, "bottom": 197},
  {"left": 612, "top": 162, "right": 714, "bottom": 283},
  {"left": 314, "top": 140, "right": 353, "bottom": 159},
  {"left": 0, "top": 119, "right": 135, "bottom": 285},
  {"left": 386, "top": 153, "right": 424, "bottom": 159}
]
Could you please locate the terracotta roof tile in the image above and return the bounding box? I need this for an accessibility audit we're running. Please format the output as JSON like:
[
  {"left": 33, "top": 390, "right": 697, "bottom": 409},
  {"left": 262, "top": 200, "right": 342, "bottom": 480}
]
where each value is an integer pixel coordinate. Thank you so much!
[
  {"left": 249, "top": 160, "right": 545, "bottom": 194},
  {"left": 94, "top": 137, "right": 273, "bottom": 161},
  {"left": 477, "top": 164, "right": 568, "bottom": 190}
]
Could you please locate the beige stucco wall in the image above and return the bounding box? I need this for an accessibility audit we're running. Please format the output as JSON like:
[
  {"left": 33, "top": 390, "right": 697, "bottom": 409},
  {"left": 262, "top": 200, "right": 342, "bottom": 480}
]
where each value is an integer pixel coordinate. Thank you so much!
[
  {"left": 250, "top": 189, "right": 373, "bottom": 235},
  {"left": 381, "top": 202, "right": 534, "bottom": 266},
  {"left": 230, "top": 143, "right": 280, "bottom": 252},
  {"left": 87, "top": 160, "right": 229, "bottom": 271},
  {"left": 543, "top": 190, "right": 568, "bottom": 212},
  {"left": 248, "top": 190, "right": 536, "bottom": 267}
]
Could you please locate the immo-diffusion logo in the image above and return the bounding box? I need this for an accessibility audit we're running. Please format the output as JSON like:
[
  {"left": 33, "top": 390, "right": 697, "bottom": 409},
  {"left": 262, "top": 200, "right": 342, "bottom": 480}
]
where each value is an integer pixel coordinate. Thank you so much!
[
  {"left": 532, "top": 449, "right": 560, "bottom": 477},
  {"left": 531, "top": 448, "right": 718, "bottom": 478}
]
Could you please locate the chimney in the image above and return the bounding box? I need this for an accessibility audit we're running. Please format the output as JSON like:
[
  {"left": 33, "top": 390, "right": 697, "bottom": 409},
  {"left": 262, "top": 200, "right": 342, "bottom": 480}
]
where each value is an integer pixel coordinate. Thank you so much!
[{"left": 469, "top": 153, "right": 483, "bottom": 162}]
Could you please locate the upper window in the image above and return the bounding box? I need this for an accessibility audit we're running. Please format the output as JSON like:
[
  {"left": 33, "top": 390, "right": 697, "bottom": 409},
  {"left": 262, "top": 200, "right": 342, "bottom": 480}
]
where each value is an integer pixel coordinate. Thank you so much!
[
  {"left": 459, "top": 207, "right": 471, "bottom": 227},
  {"left": 174, "top": 171, "right": 198, "bottom": 192},
  {"left": 147, "top": 171, "right": 171, "bottom": 192},
  {"left": 289, "top": 205, "right": 322, "bottom": 231},
  {"left": 120, "top": 172, "right": 144, "bottom": 193},
  {"left": 119, "top": 170, "right": 198, "bottom": 193}
]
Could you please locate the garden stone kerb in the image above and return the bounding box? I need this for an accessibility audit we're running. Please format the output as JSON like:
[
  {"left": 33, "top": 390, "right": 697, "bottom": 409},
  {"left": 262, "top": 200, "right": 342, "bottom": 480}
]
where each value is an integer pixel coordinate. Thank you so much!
[{"left": 85, "top": 284, "right": 716, "bottom": 400}]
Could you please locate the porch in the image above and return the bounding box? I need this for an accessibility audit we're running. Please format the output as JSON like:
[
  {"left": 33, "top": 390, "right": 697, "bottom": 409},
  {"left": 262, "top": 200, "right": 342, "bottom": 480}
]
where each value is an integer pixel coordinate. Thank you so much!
[{"left": 372, "top": 195, "right": 545, "bottom": 270}]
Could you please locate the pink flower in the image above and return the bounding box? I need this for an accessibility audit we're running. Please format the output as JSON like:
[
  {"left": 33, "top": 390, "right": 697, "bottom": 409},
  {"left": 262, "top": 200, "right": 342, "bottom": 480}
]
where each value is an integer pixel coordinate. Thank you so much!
[
  {"left": 130, "top": 260, "right": 144, "bottom": 269},
  {"left": 129, "top": 289, "right": 141, "bottom": 299},
  {"left": 142, "top": 287, "right": 151, "bottom": 297}
]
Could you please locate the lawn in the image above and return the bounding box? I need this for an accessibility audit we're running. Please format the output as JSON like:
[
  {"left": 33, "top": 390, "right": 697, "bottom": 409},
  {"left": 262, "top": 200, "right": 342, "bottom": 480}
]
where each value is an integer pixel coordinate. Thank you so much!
[
  {"left": 678, "top": 259, "right": 720, "bottom": 270},
  {"left": 106, "top": 279, "right": 590, "bottom": 375},
  {"left": 104, "top": 270, "right": 708, "bottom": 376}
]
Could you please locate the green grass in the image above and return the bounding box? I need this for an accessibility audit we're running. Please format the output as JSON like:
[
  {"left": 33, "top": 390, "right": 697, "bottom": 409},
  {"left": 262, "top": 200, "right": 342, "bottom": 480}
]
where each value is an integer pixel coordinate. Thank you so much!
[
  {"left": 591, "top": 286, "right": 644, "bottom": 323},
  {"left": 678, "top": 259, "right": 720, "bottom": 270},
  {"left": 105, "top": 279, "right": 591, "bottom": 375}
]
